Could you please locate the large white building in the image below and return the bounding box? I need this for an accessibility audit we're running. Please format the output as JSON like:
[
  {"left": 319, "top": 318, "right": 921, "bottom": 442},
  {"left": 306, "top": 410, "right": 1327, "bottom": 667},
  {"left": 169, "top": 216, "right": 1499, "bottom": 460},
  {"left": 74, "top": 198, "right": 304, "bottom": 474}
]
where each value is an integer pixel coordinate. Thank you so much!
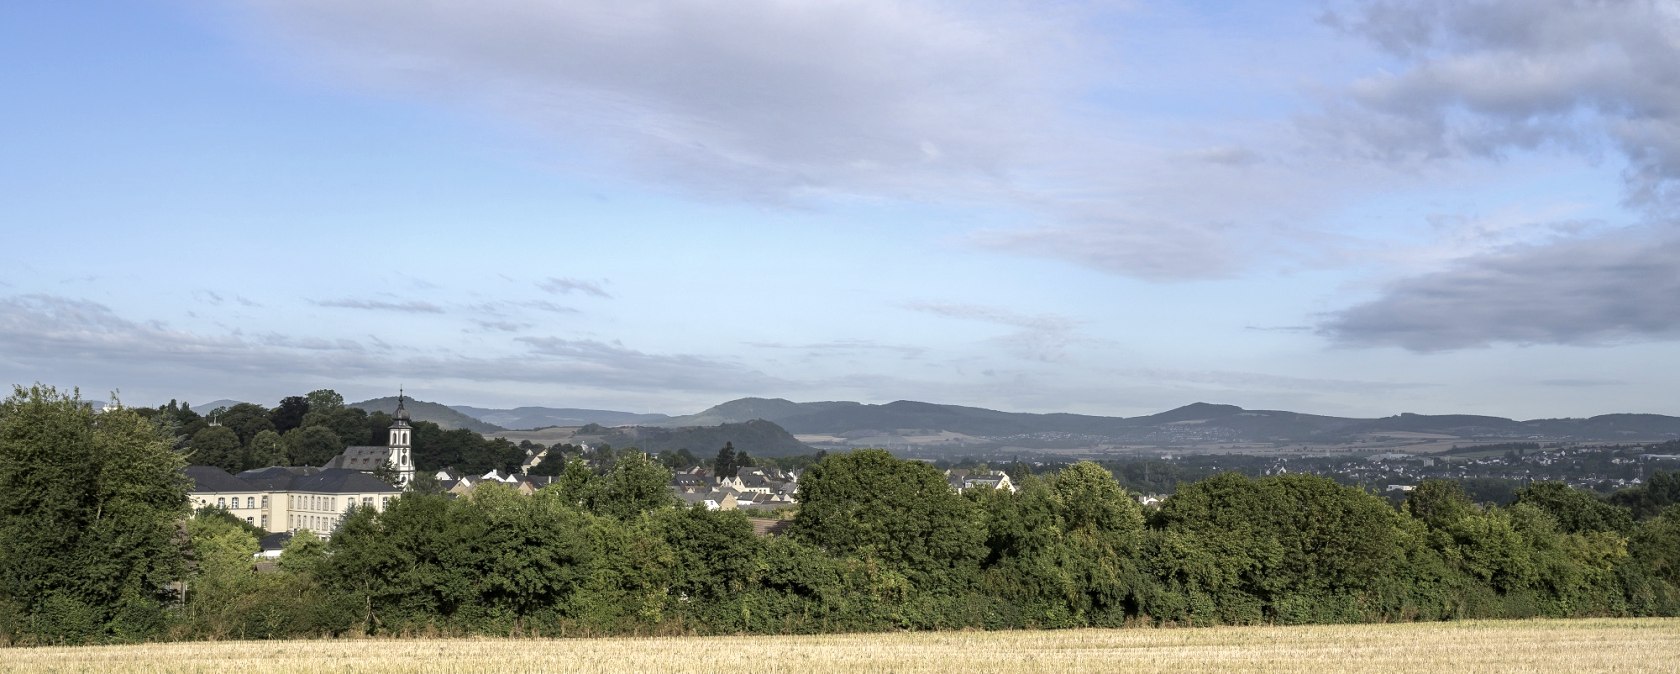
[
  {"left": 185, "top": 465, "right": 401, "bottom": 537},
  {"left": 183, "top": 393, "right": 416, "bottom": 536}
]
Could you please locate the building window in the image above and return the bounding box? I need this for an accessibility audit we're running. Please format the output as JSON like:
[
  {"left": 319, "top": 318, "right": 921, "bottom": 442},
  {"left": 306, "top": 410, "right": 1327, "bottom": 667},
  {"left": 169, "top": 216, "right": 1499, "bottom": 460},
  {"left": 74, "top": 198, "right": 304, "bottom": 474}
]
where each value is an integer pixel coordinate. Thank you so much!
[
  {"left": 246, "top": 497, "right": 255, "bottom": 509},
  {"left": 260, "top": 515, "right": 268, "bottom": 528},
  {"left": 217, "top": 497, "right": 225, "bottom": 508},
  {"left": 261, "top": 496, "right": 268, "bottom": 508},
  {"left": 363, "top": 497, "right": 372, "bottom": 506},
  {"left": 245, "top": 517, "right": 253, "bottom": 525},
  {"left": 381, "top": 497, "right": 390, "bottom": 508}
]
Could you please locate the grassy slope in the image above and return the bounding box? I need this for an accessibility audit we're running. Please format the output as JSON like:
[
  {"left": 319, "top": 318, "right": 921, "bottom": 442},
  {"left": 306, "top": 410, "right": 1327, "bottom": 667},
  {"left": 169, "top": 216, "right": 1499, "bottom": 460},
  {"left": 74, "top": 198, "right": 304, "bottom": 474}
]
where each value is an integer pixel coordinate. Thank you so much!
[{"left": 11, "top": 618, "right": 1679, "bottom": 673}]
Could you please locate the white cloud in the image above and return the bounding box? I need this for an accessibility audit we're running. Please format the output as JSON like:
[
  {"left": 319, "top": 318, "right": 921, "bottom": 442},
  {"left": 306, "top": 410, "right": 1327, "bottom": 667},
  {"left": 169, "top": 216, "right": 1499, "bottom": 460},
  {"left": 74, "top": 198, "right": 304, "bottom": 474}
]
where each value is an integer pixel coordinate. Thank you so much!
[{"left": 1319, "top": 0, "right": 1680, "bottom": 212}]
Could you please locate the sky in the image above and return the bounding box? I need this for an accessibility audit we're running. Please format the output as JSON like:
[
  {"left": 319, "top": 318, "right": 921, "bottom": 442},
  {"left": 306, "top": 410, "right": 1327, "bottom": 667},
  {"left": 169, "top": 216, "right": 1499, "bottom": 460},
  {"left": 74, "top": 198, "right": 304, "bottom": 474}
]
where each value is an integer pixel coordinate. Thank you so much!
[{"left": 2, "top": 0, "right": 1678, "bottom": 419}]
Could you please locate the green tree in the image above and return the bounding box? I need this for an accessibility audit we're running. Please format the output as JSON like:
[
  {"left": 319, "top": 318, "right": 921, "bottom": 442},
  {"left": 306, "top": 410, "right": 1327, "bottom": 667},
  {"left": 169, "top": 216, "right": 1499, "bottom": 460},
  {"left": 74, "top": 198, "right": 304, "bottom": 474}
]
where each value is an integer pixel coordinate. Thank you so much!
[
  {"left": 371, "top": 462, "right": 403, "bottom": 488},
  {"left": 243, "top": 429, "right": 286, "bottom": 470},
  {"left": 791, "top": 449, "right": 985, "bottom": 588},
  {"left": 300, "top": 389, "right": 369, "bottom": 448},
  {"left": 364, "top": 411, "right": 393, "bottom": 445},
  {"left": 285, "top": 426, "right": 344, "bottom": 466},
  {"left": 276, "top": 530, "right": 327, "bottom": 576},
  {"left": 1406, "top": 479, "right": 1476, "bottom": 530},
  {"left": 586, "top": 452, "right": 676, "bottom": 520},
  {"left": 0, "top": 385, "right": 190, "bottom": 643},
  {"left": 305, "top": 389, "right": 345, "bottom": 411},
  {"left": 1611, "top": 471, "right": 1680, "bottom": 521},
  {"left": 1051, "top": 461, "right": 1145, "bottom": 534},
  {"left": 269, "top": 396, "right": 309, "bottom": 435},
  {"left": 216, "top": 403, "right": 275, "bottom": 446},
  {"left": 1514, "top": 482, "right": 1634, "bottom": 535},
  {"left": 179, "top": 511, "right": 260, "bottom": 637},
  {"left": 189, "top": 426, "right": 242, "bottom": 473},
  {"left": 714, "top": 442, "right": 737, "bottom": 480},
  {"left": 1155, "top": 473, "right": 1406, "bottom": 606}
]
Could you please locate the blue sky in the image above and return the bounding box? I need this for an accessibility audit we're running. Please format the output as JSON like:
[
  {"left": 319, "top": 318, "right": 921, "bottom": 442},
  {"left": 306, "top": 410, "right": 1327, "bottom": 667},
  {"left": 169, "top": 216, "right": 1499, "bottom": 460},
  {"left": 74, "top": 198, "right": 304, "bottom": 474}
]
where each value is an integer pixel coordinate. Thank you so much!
[{"left": 3, "top": 0, "right": 1678, "bottom": 419}]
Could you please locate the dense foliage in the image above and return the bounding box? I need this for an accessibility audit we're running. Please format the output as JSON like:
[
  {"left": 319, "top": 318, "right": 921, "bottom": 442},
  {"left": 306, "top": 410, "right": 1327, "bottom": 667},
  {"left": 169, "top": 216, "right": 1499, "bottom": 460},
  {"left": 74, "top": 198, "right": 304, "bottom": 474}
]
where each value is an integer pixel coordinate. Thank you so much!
[
  {"left": 0, "top": 386, "right": 190, "bottom": 643},
  {"left": 3, "top": 387, "right": 1679, "bottom": 644}
]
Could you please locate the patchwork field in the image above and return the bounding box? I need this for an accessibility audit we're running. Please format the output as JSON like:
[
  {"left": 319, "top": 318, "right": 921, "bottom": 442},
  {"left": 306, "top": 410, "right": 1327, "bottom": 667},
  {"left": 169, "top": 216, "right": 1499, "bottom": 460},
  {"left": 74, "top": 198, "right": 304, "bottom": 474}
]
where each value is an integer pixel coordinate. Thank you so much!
[{"left": 8, "top": 618, "right": 1678, "bottom": 673}]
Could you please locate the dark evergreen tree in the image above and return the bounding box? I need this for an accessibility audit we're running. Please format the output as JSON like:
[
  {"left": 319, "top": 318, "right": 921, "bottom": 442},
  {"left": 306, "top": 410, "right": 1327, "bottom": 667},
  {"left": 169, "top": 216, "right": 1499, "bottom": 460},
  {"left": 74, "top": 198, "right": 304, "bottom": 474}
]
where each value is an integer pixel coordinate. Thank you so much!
[{"left": 714, "top": 442, "right": 737, "bottom": 480}]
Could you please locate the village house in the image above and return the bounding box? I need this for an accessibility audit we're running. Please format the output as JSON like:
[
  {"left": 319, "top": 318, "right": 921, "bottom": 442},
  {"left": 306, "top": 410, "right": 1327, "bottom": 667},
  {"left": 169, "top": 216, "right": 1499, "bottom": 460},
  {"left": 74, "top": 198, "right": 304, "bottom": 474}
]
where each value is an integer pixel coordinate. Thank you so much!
[{"left": 945, "top": 468, "right": 1016, "bottom": 493}]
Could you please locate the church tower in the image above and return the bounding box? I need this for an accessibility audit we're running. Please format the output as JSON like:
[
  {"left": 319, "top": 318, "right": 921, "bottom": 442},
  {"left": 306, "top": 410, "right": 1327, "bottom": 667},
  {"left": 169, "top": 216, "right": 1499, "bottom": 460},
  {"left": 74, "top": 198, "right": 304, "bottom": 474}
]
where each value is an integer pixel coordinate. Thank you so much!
[{"left": 387, "top": 390, "right": 415, "bottom": 488}]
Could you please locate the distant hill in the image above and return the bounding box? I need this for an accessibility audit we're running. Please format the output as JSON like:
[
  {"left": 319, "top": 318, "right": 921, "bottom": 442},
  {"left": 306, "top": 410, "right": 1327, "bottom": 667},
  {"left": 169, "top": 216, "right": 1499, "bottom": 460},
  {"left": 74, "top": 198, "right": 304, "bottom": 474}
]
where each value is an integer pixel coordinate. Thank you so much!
[
  {"left": 588, "top": 419, "right": 814, "bottom": 457},
  {"left": 652, "top": 397, "right": 1680, "bottom": 448},
  {"left": 190, "top": 399, "right": 250, "bottom": 413},
  {"left": 657, "top": 397, "right": 861, "bottom": 427},
  {"left": 451, "top": 405, "right": 672, "bottom": 430},
  {"left": 358, "top": 393, "right": 1680, "bottom": 449},
  {"left": 350, "top": 397, "right": 504, "bottom": 433}
]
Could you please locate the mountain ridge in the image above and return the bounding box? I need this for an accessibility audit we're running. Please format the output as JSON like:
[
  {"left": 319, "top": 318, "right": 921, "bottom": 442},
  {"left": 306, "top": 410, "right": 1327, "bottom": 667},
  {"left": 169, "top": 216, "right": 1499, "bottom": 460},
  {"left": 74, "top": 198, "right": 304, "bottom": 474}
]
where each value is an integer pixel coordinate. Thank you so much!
[
  {"left": 450, "top": 397, "right": 1680, "bottom": 446},
  {"left": 349, "top": 397, "right": 505, "bottom": 433}
]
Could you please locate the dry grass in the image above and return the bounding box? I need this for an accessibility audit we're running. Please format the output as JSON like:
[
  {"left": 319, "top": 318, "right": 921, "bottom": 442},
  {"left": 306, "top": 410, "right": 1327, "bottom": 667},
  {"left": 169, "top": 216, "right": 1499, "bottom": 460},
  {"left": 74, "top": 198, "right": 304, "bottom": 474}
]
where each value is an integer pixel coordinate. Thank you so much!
[{"left": 7, "top": 618, "right": 1678, "bottom": 673}]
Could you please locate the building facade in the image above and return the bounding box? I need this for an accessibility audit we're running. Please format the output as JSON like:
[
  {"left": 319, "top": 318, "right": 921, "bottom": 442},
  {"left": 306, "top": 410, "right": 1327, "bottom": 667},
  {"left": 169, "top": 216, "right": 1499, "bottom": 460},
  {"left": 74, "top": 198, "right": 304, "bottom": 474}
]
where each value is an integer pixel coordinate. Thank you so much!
[{"left": 185, "top": 465, "right": 402, "bottom": 537}]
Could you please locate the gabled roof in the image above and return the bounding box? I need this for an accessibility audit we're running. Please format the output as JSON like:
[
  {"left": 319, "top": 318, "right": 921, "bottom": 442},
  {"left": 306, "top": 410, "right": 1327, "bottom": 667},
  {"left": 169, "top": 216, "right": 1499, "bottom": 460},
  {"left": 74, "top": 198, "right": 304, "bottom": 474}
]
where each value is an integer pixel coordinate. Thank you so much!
[
  {"left": 237, "top": 465, "right": 320, "bottom": 490},
  {"left": 291, "top": 469, "right": 400, "bottom": 494},
  {"left": 183, "top": 466, "right": 400, "bottom": 495},
  {"left": 322, "top": 446, "right": 392, "bottom": 471},
  {"left": 185, "top": 465, "right": 253, "bottom": 493},
  {"left": 258, "top": 531, "right": 293, "bottom": 552}
]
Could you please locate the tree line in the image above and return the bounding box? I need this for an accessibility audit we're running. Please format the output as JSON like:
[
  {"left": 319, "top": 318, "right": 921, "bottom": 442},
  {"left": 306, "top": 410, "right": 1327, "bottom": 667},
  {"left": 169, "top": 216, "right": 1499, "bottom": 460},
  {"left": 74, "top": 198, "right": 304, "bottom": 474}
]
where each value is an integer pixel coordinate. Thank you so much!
[
  {"left": 139, "top": 389, "right": 525, "bottom": 480},
  {"left": 3, "top": 384, "right": 1679, "bottom": 644}
]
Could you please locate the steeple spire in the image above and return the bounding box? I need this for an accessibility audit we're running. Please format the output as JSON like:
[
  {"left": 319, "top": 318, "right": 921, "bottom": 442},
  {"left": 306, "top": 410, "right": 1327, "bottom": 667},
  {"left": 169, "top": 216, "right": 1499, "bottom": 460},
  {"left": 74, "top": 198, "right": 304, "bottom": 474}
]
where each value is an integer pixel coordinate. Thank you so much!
[{"left": 393, "top": 388, "right": 411, "bottom": 423}]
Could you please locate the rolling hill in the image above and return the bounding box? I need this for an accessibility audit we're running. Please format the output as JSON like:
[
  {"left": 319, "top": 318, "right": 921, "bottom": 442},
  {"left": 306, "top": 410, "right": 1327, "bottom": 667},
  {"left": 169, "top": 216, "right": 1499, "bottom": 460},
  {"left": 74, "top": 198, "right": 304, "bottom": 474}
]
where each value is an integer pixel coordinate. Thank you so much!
[
  {"left": 349, "top": 396, "right": 504, "bottom": 433},
  {"left": 447, "top": 395, "right": 1680, "bottom": 448},
  {"left": 582, "top": 419, "right": 814, "bottom": 457},
  {"left": 451, "top": 405, "right": 672, "bottom": 430}
]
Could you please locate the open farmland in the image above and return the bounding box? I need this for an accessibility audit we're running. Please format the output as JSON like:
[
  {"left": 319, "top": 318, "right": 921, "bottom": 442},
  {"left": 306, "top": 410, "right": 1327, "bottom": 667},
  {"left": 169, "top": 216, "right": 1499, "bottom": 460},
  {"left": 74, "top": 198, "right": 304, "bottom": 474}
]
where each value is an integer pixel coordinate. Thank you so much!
[{"left": 9, "top": 619, "right": 1679, "bottom": 673}]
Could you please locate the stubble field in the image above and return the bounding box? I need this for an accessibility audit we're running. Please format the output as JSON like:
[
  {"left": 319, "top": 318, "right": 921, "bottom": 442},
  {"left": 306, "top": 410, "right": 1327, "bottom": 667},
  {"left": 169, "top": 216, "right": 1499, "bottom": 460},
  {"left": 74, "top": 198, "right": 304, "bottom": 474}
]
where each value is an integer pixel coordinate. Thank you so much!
[{"left": 7, "top": 618, "right": 1678, "bottom": 673}]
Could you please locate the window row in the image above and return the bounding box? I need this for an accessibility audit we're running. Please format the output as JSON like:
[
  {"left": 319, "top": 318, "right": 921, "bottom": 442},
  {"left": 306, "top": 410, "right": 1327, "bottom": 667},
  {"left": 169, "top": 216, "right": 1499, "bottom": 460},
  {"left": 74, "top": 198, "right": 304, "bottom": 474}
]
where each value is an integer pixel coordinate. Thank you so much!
[{"left": 214, "top": 496, "right": 268, "bottom": 509}]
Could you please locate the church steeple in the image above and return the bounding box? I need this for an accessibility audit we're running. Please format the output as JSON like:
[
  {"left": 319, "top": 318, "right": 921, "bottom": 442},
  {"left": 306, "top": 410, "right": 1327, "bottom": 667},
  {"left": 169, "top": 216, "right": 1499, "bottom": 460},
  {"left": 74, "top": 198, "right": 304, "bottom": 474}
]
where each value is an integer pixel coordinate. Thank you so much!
[
  {"left": 386, "top": 389, "right": 414, "bottom": 488},
  {"left": 393, "top": 388, "right": 411, "bottom": 425}
]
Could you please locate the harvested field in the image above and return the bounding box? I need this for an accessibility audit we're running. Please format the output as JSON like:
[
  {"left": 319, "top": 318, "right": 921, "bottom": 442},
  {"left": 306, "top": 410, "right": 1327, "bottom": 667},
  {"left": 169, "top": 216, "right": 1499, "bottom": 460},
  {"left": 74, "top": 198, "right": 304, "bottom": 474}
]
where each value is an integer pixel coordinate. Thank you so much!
[{"left": 8, "top": 618, "right": 1677, "bottom": 673}]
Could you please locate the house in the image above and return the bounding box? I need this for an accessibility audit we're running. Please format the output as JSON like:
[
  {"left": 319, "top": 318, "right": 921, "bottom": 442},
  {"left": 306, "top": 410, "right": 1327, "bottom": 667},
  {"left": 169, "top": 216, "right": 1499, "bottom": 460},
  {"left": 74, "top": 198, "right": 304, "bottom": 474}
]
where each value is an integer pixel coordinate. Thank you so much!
[
  {"left": 945, "top": 469, "right": 1016, "bottom": 493},
  {"left": 256, "top": 532, "right": 293, "bottom": 560},
  {"left": 671, "top": 474, "right": 710, "bottom": 493},
  {"left": 185, "top": 465, "right": 402, "bottom": 538},
  {"left": 722, "top": 467, "right": 800, "bottom": 500},
  {"left": 676, "top": 489, "right": 737, "bottom": 511},
  {"left": 445, "top": 471, "right": 557, "bottom": 497},
  {"left": 520, "top": 447, "right": 548, "bottom": 474}
]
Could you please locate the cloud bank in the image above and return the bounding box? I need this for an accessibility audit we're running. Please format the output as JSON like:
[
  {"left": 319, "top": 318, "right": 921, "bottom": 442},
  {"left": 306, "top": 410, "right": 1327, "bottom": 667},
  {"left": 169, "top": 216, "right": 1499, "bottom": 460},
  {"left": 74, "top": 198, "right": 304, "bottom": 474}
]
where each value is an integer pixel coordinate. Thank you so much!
[{"left": 1320, "top": 233, "right": 1680, "bottom": 350}]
